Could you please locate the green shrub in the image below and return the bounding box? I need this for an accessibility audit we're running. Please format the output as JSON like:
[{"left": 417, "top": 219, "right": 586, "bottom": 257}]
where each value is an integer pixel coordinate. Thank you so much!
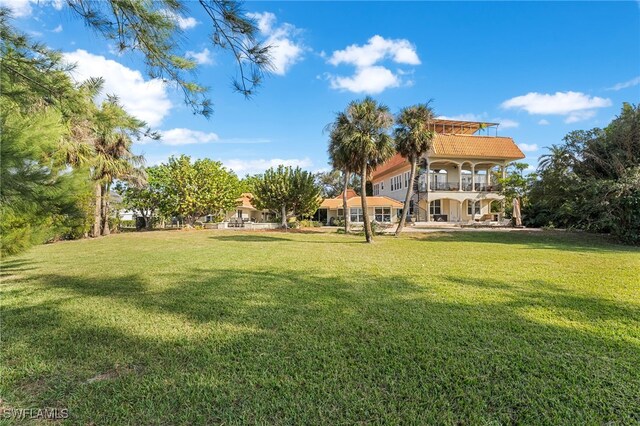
[{"left": 298, "top": 219, "right": 322, "bottom": 228}]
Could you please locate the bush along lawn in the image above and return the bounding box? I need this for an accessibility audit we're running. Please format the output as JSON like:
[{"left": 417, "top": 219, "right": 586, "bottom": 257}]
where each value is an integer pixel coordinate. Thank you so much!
[{"left": 1, "top": 230, "right": 639, "bottom": 424}]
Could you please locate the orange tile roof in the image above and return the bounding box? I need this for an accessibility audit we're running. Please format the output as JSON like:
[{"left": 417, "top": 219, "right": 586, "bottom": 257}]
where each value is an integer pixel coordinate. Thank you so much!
[
  {"left": 370, "top": 153, "right": 408, "bottom": 180},
  {"left": 341, "top": 188, "right": 358, "bottom": 198},
  {"left": 237, "top": 193, "right": 257, "bottom": 210},
  {"left": 320, "top": 196, "right": 403, "bottom": 209},
  {"left": 431, "top": 134, "right": 525, "bottom": 160},
  {"left": 372, "top": 134, "right": 524, "bottom": 180}
]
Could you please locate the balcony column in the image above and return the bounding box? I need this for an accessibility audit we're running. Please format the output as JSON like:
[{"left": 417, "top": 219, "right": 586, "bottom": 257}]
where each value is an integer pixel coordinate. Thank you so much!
[
  {"left": 500, "top": 164, "right": 506, "bottom": 220},
  {"left": 458, "top": 163, "right": 463, "bottom": 192},
  {"left": 427, "top": 165, "right": 431, "bottom": 192},
  {"left": 471, "top": 164, "right": 476, "bottom": 191}
]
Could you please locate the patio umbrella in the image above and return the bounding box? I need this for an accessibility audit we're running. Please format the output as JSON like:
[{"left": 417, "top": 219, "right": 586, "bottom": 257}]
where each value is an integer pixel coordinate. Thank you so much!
[{"left": 513, "top": 197, "right": 522, "bottom": 226}]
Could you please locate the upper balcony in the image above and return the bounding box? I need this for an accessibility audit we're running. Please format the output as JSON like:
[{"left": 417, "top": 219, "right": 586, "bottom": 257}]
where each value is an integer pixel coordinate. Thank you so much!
[
  {"left": 424, "top": 181, "right": 502, "bottom": 192},
  {"left": 416, "top": 159, "right": 506, "bottom": 194}
]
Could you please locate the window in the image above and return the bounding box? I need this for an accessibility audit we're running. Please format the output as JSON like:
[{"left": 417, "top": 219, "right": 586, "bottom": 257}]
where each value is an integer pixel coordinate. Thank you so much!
[
  {"left": 430, "top": 200, "right": 441, "bottom": 215},
  {"left": 391, "top": 175, "right": 402, "bottom": 191},
  {"left": 373, "top": 183, "right": 380, "bottom": 195},
  {"left": 337, "top": 208, "right": 344, "bottom": 218},
  {"left": 237, "top": 210, "right": 243, "bottom": 218},
  {"left": 404, "top": 171, "right": 410, "bottom": 188},
  {"left": 381, "top": 181, "right": 384, "bottom": 190},
  {"left": 375, "top": 207, "right": 391, "bottom": 222},
  {"left": 467, "top": 201, "right": 481, "bottom": 215},
  {"left": 350, "top": 208, "right": 363, "bottom": 222},
  {"left": 397, "top": 201, "right": 415, "bottom": 219}
]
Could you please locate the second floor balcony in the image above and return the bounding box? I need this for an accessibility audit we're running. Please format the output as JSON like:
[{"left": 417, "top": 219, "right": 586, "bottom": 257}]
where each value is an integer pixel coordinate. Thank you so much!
[{"left": 417, "top": 180, "right": 502, "bottom": 193}]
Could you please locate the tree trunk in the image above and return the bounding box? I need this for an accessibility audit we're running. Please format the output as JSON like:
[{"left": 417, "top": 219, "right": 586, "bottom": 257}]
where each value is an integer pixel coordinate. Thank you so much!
[
  {"left": 395, "top": 159, "right": 417, "bottom": 236},
  {"left": 361, "top": 159, "right": 373, "bottom": 243},
  {"left": 101, "top": 183, "right": 110, "bottom": 236},
  {"left": 145, "top": 210, "right": 154, "bottom": 229},
  {"left": 342, "top": 170, "right": 350, "bottom": 234},
  {"left": 92, "top": 181, "right": 101, "bottom": 237},
  {"left": 281, "top": 205, "right": 288, "bottom": 229}
]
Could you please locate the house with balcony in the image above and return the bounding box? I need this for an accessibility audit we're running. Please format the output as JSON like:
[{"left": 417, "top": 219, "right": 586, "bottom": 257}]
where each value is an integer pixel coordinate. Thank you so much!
[{"left": 371, "top": 119, "right": 525, "bottom": 223}]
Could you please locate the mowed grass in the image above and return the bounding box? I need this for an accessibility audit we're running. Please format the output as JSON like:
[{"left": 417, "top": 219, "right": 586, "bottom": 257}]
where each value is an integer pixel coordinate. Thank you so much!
[{"left": 1, "top": 230, "right": 639, "bottom": 424}]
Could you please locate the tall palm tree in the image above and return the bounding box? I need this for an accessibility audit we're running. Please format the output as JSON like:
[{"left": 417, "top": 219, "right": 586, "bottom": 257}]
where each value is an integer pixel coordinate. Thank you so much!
[
  {"left": 394, "top": 103, "right": 435, "bottom": 236},
  {"left": 331, "top": 97, "right": 395, "bottom": 243},
  {"left": 90, "top": 98, "right": 148, "bottom": 236},
  {"left": 327, "top": 114, "right": 359, "bottom": 233}
]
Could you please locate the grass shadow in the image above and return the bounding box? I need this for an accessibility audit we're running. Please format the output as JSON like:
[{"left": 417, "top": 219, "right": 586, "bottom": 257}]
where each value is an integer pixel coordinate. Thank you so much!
[
  {"left": 408, "top": 230, "right": 640, "bottom": 253},
  {"left": 3, "top": 267, "right": 639, "bottom": 423}
]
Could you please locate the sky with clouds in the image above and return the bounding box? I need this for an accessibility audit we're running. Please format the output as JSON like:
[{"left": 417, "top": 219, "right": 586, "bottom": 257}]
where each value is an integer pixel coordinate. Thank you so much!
[{"left": 5, "top": 1, "right": 639, "bottom": 175}]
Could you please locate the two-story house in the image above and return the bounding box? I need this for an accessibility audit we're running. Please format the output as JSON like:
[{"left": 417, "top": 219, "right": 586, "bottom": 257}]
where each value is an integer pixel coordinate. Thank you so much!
[{"left": 371, "top": 119, "right": 525, "bottom": 223}]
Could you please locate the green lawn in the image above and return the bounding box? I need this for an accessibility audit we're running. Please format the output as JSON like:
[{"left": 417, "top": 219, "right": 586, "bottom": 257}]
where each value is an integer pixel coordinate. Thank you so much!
[{"left": 1, "top": 230, "right": 639, "bottom": 424}]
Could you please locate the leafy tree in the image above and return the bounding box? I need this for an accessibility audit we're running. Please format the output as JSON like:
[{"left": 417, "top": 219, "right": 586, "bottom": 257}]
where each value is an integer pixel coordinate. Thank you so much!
[
  {"left": 239, "top": 174, "right": 263, "bottom": 194},
  {"left": 315, "top": 170, "right": 361, "bottom": 199},
  {"left": 499, "top": 162, "right": 535, "bottom": 216},
  {"left": 251, "top": 166, "right": 321, "bottom": 228},
  {"left": 393, "top": 103, "right": 435, "bottom": 236},
  {"left": 63, "top": 0, "right": 272, "bottom": 116},
  {"left": 115, "top": 166, "right": 171, "bottom": 229},
  {"left": 329, "top": 97, "right": 395, "bottom": 243},
  {"left": 161, "top": 155, "right": 241, "bottom": 225},
  {"left": 526, "top": 103, "right": 640, "bottom": 244}
]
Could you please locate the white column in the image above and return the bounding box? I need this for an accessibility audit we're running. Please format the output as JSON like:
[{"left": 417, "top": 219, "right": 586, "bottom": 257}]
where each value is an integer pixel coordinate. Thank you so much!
[
  {"left": 471, "top": 165, "right": 476, "bottom": 191},
  {"left": 458, "top": 163, "right": 463, "bottom": 191}
]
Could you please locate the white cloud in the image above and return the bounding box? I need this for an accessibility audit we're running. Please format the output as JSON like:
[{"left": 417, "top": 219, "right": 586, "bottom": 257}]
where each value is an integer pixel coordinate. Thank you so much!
[
  {"left": 142, "top": 128, "right": 270, "bottom": 146},
  {"left": 496, "top": 119, "right": 519, "bottom": 129},
  {"left": 564, "top": 110, "right": 596, "bottom": 123},
  {"left": 326, "top": 35, "right": 420, "bottom": 94},
  {"left": 501, "top": 91, "right": 611, "bottom": 123},
  {"left": 186, "top": 48, "right": 213, "bottom": 65},
  {"left": 64, "top": 49, "right": 172, "bottom": 127},
  {"left": 0, "top": 0, "right": 63, "bottom": 17},
  {"left": 162, "top": 10, "right": 198, "bottom": 30},
  {"left": 330, "top": 66, "right": 400, "bottom": 94},
  {"left": 538, "top": 119, "right": 550, "bottom": 125},
  {"left": 223, "top": 158, "right": 313, "bottom": 175},
  {"left": 518, "top": 143, "right": 539, "bottom": 152},
  {"left": 437, "top": 113, "right": 487, "bottom": 122},
  {"left": 247, "top": 11, "right": 304, "bottom": 75},
  {"left": 52, "top": 24, "right": 63, "bottom": 33},
  {"left": 159, "top": 128, "right": 219, "bottom": 145},
  {"left": 607, "top": 76, "right": 640, "bottom": 91},
  {"left": 0, "top": 0, "right": 32, "bottom": 17},
  {"left": 328, "top": 35, "right": 420, "bottom": 67}
]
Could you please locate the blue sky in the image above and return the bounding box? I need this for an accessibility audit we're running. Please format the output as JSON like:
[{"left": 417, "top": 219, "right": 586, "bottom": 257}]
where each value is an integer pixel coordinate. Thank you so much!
[{"left": 5, "top": 0, "right": 640, "bottom": 175}]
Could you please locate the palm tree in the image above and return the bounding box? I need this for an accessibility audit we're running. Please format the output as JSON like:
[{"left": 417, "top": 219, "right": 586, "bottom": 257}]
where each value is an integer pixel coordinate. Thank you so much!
[
  {"left": 538, "top": 144, "right": 571, "bottom": 173},
  {"left": 394, "top": 103, "right": 436, "bottom": 236},
  {"left": 331, "top": 97, "right": 395, "bottom": 243},
  {"left": 90, "top": 98, "right": 148, "bottom": 236},
  {"left": 327, "top": 114, "right": 359, "bottom": 233}
]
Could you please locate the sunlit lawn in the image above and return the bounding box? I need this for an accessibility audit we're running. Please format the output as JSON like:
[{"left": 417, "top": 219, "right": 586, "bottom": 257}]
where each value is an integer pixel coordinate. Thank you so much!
[{"left": 1, "top": 230, "right": 639, "bottom": 424}]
